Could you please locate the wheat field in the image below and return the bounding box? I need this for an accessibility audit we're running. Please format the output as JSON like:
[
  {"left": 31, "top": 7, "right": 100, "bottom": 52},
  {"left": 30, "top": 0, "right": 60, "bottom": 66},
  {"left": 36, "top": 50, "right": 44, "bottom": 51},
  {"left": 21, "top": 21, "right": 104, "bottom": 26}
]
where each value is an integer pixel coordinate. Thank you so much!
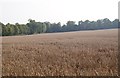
[{"left": 2, "top": 29, "right": 118, "bottom": 76}]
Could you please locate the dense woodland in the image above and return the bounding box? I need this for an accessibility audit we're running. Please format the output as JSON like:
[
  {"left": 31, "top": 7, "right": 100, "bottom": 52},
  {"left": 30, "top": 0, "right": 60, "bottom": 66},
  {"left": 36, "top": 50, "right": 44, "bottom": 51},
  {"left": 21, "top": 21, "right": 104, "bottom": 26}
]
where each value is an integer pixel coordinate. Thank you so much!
[{"left": 1, "top": 18, "right": 119, "bottom": 36}]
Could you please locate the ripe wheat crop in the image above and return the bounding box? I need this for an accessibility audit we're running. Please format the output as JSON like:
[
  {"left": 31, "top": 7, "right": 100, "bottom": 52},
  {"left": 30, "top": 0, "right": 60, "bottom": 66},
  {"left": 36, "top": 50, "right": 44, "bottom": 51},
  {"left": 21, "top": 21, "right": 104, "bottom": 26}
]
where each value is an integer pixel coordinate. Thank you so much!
[{"left": 2, "top": 29, "right": 118, "bottom": 76}]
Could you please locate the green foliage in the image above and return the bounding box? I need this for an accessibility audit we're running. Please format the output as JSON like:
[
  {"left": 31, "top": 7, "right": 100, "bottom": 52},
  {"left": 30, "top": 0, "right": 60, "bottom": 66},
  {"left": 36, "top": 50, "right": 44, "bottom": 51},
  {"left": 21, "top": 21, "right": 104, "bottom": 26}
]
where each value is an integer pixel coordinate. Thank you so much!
[
  {"left": 0, "top": 22, "right": 3, "bottom": 36},
  {"left": 1, "top": 18, "right": 119, "bottom": 36},
  {"left": 42, "top": 23, "right": 47, "bottom": 33}
]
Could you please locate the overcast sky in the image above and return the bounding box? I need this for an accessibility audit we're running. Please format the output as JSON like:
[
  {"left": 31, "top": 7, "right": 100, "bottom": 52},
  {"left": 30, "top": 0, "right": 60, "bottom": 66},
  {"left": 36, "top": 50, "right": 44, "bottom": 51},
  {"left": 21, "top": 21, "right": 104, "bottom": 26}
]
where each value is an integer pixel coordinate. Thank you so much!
[{"left": 0, "top": 0, "right": 119, "bottom": 25}]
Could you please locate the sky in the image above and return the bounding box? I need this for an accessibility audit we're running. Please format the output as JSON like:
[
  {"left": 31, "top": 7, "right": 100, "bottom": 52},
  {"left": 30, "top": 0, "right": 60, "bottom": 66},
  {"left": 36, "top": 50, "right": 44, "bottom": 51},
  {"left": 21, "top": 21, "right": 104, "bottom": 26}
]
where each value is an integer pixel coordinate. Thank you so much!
[{"left": 0, "top": 0, "right": 119, "bottom": 25}]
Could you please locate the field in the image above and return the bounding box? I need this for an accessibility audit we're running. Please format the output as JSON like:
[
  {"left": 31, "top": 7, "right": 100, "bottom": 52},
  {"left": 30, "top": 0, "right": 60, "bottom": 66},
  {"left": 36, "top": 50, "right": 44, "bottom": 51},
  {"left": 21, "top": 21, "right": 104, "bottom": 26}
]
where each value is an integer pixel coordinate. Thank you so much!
[{"left": 2, "top": 29, "right": 118, "bottom": 76}]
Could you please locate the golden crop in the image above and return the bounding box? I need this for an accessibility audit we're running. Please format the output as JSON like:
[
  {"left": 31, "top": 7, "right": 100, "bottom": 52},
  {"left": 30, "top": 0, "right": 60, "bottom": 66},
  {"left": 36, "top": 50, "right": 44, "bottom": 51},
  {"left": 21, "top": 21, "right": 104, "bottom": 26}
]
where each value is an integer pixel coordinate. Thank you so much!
[{"left": 2, "top": 29, "right": 118, "bottom": 76}]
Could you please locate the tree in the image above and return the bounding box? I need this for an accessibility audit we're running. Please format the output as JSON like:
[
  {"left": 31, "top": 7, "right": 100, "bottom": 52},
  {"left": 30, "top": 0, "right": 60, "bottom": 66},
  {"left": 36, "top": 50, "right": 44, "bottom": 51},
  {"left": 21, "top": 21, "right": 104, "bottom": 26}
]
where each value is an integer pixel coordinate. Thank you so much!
[
  {"left": 78, "top": 21, "right": 83, "bottom": 30},
  {"left": 66, "top": 21, "right": 76, "bottom": 31},
  {"left": 48, "top": 23, "right": 62, "bottom": 32},
  {"left": 67, "top": 21, "right": 75, "bottom": 26},
  {"left": 102, "top": 18, "right": 112, "bottom": 29},
  {"left": 62, "top": 24, "right": 67, "bottom": 32},
  {"left": 44, "top": 22, "right": 51, "bottom": 32},
  {"left": 112, "top": 19, "right": 119, "bottom": 28},
  {"left": 27, "top": 19, "right": 38, "bottom": 34},
  {"left": 42, "top": 23, "right": 47, "bottom": 33},
  {"left": 0, "top": 22, "right": 3, "bottom": 36},
  {"left": 83, "top": 20, "right": 90, "bottom": 30},
  {"left": 1, "top": 18, "right": 119, "bottom": 36},
  {"left": 6, "top": 23, "right": 14, "bottom": 36},
  {"left": 13, "top": 23, "right": 20, "bottom": 35},
  {"left": 96, "top": 19, "right": 102, "bottom": 29}
]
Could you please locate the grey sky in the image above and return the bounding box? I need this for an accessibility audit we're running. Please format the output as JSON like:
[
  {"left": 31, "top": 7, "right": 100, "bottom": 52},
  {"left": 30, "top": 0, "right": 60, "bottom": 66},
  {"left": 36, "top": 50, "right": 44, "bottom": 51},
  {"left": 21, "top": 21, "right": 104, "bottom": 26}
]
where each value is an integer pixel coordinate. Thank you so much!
[{"left": 0, "top": 0, "right": 119, "bottom": 25}]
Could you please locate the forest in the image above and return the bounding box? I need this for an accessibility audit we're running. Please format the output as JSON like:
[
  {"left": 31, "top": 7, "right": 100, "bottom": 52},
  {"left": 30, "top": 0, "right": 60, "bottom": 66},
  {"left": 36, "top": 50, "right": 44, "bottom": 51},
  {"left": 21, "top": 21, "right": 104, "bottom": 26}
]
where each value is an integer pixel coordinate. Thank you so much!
[{"left": 1, "top": 18, "right": 119, "bottom": 36}]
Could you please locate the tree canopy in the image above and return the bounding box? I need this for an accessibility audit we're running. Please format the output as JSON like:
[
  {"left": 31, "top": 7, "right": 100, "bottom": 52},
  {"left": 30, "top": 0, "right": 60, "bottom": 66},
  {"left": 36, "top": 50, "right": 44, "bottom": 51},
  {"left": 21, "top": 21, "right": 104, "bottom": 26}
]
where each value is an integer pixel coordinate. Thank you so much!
[{"left": 1, "top": 18, "right": 119, "bottom": 36}]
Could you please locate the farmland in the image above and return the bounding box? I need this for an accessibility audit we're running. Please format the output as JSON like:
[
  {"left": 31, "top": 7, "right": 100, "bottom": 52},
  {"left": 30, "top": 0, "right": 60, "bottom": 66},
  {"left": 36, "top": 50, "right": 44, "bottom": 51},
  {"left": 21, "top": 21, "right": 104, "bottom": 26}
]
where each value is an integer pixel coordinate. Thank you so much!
[{"left": 2, "top": 29, "right": 118, "bottom": 76}]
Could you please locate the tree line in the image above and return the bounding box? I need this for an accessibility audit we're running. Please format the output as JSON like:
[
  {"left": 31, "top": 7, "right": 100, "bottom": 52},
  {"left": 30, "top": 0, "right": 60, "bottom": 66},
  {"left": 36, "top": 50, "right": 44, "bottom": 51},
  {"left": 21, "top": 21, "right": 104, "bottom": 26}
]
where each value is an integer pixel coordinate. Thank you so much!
[{"left": 1, "top": 18, "right": 119, "bottom": 36}]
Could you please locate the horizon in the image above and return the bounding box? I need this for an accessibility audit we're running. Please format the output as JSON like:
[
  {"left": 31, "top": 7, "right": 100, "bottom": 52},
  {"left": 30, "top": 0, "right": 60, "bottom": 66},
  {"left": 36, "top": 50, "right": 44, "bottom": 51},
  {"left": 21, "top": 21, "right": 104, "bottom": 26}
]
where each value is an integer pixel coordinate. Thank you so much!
[{"left": 0, "top": 18, "right": 119, "bottom": 26}]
